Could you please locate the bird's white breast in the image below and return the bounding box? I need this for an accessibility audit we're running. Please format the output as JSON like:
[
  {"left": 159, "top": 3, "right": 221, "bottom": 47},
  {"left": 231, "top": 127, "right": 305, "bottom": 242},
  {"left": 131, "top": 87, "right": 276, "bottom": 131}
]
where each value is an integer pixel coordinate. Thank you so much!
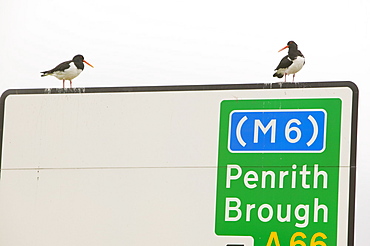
[
  {"left": 52, "top": 63, "right": 82, "bottom": 80},
  {"left": 285, "top": 56, "right": 305, "bottom": 75}
]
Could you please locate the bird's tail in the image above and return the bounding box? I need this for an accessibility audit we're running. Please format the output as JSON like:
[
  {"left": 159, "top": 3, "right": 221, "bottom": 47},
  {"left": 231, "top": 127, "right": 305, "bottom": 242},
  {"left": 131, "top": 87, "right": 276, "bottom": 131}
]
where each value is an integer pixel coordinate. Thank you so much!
[
  {"left": 273, "top": 72, "right": 284, "bottom": 78},
  {"left": 40, "top": 71, "right": 50, "bottom": 77}
]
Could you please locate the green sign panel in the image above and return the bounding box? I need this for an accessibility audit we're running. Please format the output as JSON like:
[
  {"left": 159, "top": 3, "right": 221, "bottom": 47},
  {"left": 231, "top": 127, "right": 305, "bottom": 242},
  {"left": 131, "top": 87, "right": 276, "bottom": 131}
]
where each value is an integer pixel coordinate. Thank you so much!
[{"left": 215, "top": 98, "right": 342, "bottom": 245}]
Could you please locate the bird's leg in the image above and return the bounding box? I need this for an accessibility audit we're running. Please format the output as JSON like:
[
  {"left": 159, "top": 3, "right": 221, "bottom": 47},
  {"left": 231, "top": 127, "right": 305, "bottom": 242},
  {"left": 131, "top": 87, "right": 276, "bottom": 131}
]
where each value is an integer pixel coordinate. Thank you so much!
[
  {"left": 70, "top": 80, "right": 72, "bottom": 88},
  {"left": 63, "top": 80, "right": 65, "bottom": 89},
  {"left": 284, "top": 74, "right": 287, "bottom": 82},
  {"left": 293, "top": 74, "right": 295, "bottom": 82}
]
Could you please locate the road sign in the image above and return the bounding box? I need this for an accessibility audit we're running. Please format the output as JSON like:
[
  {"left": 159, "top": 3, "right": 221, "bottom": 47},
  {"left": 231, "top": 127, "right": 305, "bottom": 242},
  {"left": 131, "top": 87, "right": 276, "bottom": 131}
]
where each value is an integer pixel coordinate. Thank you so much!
[
  {"left": 0, "top": 82, "right": 357, "bottom": 246},
  {"left": 215, "top": 84, "right": 358, "bottom": 246}
]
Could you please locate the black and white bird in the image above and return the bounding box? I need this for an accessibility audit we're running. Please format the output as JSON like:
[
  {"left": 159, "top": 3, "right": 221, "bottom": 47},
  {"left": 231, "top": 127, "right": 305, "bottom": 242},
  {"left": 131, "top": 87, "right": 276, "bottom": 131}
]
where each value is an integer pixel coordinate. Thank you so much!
[
  {"left": 41, "top": 54, "right": 94, "bottom": 88},
  {"left": 273, "top": 41, "right": 305, "bottom": 82}
]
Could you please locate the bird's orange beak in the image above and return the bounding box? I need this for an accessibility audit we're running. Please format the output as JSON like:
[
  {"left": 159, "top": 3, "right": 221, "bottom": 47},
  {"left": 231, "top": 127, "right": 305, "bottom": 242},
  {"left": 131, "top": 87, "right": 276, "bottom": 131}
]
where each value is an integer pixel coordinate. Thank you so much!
[
  {"left": 83, "top": 60, "right": 94, "bottom": 68},
  {"left": 278, "top": 45, "right": 289, "bottom": 52}
]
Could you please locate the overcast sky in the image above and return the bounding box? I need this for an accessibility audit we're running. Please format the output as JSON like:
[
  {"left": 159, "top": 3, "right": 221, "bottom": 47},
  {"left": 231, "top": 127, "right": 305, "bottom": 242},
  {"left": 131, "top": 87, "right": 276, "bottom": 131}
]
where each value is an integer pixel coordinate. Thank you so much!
[{"left": 1, "top": 0, "right": 369, "bottom": 244}]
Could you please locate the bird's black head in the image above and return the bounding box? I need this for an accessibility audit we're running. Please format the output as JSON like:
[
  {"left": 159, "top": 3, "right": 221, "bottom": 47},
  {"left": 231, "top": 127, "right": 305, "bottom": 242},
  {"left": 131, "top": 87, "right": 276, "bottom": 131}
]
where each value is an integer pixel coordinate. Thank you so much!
[
  {"left": 72, "top": 54, "right": 94, "bottom": 69},
  {"left": 73, "top": 54, "right": 85, "bottom": 62},
  {"left": 287, "top": 41, "right": 298, "bottom": 49}
]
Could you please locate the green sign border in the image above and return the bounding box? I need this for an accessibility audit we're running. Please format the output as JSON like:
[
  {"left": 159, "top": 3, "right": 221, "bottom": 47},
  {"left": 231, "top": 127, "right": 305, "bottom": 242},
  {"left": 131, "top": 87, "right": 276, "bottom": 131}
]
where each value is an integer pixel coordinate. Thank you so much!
[{"left": 216, "top": 98, "right": 342, "bottom": 245}]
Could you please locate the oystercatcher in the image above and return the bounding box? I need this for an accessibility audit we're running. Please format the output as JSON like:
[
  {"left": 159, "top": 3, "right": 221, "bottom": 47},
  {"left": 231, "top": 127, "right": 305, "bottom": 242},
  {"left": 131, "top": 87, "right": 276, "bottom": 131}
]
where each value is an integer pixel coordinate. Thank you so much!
[
  {"left": 41, "top": 54, "right": 94, "bottom": 88},
  {"left": 273, "top": 41, "right": 305, "bottom": 82}
]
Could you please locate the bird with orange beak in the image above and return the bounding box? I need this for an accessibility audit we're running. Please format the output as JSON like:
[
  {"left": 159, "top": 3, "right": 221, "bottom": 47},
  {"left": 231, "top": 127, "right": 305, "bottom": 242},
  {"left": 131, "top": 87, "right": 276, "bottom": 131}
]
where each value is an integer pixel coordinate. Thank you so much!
[
  {"left": 273, "top": 41, "right": 305, "bottom": 82},
  {"left": 41, "top": 54, "right": 94, "bottom": 88}
]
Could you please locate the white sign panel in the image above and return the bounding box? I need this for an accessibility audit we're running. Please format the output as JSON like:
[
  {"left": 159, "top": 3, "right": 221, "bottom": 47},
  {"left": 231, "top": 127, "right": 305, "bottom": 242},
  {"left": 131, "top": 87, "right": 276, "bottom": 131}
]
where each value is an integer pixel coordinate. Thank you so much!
[{"left": 0, "top": 82, "right": 357, "bottom": 246}]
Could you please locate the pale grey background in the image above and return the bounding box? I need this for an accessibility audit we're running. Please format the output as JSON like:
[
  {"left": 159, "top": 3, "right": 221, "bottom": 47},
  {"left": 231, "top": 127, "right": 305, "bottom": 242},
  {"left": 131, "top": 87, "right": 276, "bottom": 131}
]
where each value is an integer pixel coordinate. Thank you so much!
[{"left": 0, "top": 0, "right": 368, "bottom": 244}]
